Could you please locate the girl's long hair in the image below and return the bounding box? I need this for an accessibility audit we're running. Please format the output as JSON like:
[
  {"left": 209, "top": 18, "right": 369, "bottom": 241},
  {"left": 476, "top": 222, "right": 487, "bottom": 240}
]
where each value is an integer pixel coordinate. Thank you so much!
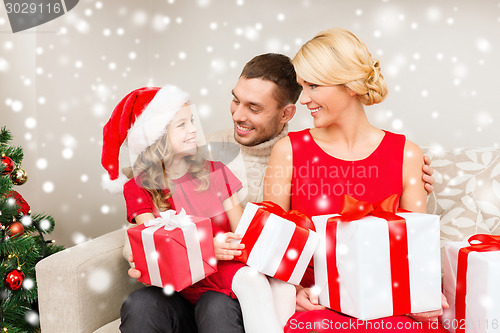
[{"left": 124, "top": 129, "right": 209, "bottom": 212}]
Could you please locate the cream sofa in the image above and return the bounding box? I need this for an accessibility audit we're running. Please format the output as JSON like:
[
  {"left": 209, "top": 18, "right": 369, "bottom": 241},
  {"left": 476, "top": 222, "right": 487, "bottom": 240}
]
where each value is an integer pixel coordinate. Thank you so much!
[{"left": 35, "top": 147, "right": 500, "bottom": 332}]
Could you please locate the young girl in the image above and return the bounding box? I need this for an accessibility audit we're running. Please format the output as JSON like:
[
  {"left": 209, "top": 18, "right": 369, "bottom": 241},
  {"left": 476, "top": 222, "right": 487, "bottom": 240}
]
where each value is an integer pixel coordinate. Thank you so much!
[
  {"left": 263, "top": 28, "right": 448, "bottom": 332},
  {"left": 101, "top": 85, "right": 295, "bottom": 332}
]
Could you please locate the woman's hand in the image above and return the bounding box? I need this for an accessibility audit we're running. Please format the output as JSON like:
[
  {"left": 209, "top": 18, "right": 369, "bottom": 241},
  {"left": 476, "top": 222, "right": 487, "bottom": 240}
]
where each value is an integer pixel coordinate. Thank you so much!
[
  {"left": 214, "top": 232, "right": 245, "bottom": 260},
  {"left": 296, "top": 287, "right": 326, "bottom": 312},
  {"left": 408, "top": 293, "right": 449, "bottom": 323}
]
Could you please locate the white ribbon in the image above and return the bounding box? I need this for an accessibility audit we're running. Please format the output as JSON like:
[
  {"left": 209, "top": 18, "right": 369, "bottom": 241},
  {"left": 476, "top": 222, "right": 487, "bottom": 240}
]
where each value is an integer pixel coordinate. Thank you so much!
[
  {"left": 141, "top": 208, "right": 206, "bottom": 288},
  {"left": 144, "top": 208, "right": 192, "bottom": 230}
]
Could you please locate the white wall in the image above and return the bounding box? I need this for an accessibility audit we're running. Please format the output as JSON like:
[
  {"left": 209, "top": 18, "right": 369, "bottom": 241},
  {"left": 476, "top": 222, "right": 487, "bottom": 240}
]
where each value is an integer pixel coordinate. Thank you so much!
[{"left": 1, "top": 0, "right": 499, "bottom": 247}]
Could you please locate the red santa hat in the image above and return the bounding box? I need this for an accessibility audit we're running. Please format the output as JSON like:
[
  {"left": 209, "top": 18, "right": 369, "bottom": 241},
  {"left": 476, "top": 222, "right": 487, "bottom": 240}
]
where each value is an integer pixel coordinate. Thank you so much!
[{"left": 101, "top": 85, "right": 190, "bottom": 193}]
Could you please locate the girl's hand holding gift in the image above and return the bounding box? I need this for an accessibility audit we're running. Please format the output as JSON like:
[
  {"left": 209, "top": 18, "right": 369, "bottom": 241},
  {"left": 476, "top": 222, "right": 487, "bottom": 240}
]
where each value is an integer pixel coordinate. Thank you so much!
[
  {"left": 127, "top": 254, "right": 152, "bottom": 287},
  {"left": 213, "top": 232, "right": 245, "bottom": 260}
]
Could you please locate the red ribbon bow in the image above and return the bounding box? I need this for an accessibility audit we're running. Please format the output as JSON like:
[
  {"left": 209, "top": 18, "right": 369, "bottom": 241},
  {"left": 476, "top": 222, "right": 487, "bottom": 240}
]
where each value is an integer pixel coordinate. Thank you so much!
[
  {"left": 256, "top": 201, "right": 316, "bottom": 231},
  {"left": 455, "top": 234, "right": 500, "bottom": 333},
  {"left": 235, "top": 201, "right": 315, "bottom": 282},
  {"left": 325, "top": 194, "right": 412, "bottom": 316}
]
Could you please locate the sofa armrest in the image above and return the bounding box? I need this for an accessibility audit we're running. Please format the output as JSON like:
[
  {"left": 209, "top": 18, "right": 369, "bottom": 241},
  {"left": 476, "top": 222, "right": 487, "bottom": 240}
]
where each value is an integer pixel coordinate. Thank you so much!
[{"left": 36, "top": 228, "right": 142, "bottom": 333}]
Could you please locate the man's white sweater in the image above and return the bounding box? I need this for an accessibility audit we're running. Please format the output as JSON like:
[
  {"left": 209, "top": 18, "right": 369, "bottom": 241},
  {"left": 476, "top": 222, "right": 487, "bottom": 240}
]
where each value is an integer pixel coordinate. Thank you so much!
[{"left": 206, "top": 124, "right": 289, "bottom": 207}]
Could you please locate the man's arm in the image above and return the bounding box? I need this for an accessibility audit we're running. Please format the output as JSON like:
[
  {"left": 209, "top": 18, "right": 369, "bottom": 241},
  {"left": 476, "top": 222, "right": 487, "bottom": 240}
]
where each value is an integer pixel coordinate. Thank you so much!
[{"left": 423, "top": 155, "right": 435, "bottom": 194}]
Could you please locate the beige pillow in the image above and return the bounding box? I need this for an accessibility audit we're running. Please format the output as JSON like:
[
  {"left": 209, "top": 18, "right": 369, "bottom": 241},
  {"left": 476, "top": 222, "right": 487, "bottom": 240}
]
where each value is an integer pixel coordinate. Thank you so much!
[
  {"left": 440, "top": 193, "right": 496, "bottom": 244},
  {"left": 425, "top": 147, "right": 500, "bottom": 219},
  {"left": 439, "top": 192, "right": 500, "bottom": 271}
]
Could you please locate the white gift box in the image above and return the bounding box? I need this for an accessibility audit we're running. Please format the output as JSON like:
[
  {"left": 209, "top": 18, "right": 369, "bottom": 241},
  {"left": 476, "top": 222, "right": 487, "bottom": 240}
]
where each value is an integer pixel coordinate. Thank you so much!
[
  {"left": 312, "top": 212, "right": 442, "bottom": 320},
  {"left": 442, "top": 241, "right": 500, "bottom": 333},
  {"left": 234, "top": 202, "right": 320, "bottom": 285}
]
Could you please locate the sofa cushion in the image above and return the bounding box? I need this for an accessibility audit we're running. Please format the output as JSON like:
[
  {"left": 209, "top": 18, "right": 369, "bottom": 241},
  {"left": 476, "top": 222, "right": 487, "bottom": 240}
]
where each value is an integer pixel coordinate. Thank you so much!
[
  {"left": 439, "top": 192, "right": 500, "bottom": 243},
  {"left": 424, "top": 147, "right": 500, "bottom": 265},
  {"left": 93, "top": 318, "right": 120, "bottom": 333},
  {"left": 425, "top": 147, "right": 500, "bottom": 217}
]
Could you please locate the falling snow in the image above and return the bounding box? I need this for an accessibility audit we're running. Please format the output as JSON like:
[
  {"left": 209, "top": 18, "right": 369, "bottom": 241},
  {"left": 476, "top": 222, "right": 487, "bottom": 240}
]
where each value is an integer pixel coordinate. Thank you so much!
[
  {"left": 2, "top": 2, "right": 499, "bottom": 306},
  {"left": 88, "top": 269, "right": 112, "bottom": 293}
]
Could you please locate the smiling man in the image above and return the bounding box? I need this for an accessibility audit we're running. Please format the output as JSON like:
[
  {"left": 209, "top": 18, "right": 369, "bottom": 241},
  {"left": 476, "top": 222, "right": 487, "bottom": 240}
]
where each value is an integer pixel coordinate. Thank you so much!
[
  {"left": 208, "top": 53, "right": 301, "bottom": 207},
  {"left": 230, "top": 57, "right": 299, "bottom": 147}
]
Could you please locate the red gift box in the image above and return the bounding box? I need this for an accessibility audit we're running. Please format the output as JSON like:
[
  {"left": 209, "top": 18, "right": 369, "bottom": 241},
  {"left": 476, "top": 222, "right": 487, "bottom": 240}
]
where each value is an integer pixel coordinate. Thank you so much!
[{"left": 127, "top": 209, "right": 217, "bottom": 290}]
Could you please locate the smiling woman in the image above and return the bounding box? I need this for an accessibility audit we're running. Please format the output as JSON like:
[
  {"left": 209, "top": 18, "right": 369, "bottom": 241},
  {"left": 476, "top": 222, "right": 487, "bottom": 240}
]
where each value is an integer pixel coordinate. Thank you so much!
[{"left": 264, "top": 28, "right": 449, "bottom": 332}]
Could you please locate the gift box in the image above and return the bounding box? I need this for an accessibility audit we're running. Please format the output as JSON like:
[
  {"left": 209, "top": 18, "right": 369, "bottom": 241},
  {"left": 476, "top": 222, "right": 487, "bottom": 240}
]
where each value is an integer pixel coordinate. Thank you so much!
[
  {"left": 127, "top": 209, "right": 217, "bottom": 290},
  {"left": 234, "top": 201, "right": 320, "bottom": 285},
  {"left": 442, "top": 235, "right": 500, "bottom": 333},
  {"left": 312, "top": 195, "right": 442, "bottom": 320}
]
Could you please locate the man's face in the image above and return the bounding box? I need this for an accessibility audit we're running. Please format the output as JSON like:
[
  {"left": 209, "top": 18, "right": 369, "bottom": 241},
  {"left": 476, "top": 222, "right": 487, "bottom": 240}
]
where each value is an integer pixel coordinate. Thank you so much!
[{"left": 230, "top": 77, "right": 284, "bottom": 147}]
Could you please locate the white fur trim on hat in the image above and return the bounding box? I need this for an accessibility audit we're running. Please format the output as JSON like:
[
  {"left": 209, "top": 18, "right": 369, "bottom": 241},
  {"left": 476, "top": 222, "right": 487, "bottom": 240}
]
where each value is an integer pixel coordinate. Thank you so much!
[
  {"left": 101, "top": 171, "right": 129, "bottom": 194},
  {"left": 127, "top": 85, "right": 190, "bottom": 157}
]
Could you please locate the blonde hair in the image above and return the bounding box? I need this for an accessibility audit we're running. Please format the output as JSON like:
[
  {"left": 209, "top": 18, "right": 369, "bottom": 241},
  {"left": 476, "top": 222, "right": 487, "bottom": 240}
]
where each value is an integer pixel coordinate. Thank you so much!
[
  {"left": 124, "top": 125, "right": 209, "bottom": 212},
  {"left": 293, "top": 28, "right": 387, "bottom": 106}
]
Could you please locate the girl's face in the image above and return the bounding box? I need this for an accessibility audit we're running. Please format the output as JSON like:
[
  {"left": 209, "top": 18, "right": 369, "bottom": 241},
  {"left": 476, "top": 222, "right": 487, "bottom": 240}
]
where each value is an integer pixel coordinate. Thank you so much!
[
  {"left": 296, "top": 76, "right": 354, "bottom": 128},
  {"left": 168, "top": 104, "right": 198, "bottom": 158}
]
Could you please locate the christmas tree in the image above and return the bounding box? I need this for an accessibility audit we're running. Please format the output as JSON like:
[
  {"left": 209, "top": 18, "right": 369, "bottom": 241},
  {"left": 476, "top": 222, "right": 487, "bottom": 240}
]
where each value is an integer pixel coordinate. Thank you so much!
[{"left": 0, "top": 126, "right": 64, "bottom": 332}]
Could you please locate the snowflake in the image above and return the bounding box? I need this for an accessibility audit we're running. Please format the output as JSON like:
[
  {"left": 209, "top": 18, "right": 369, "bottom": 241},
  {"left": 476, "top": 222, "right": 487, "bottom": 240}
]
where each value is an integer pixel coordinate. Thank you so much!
[
  {"left": 0, "top": 58, "right": 9, "bottom": 72},
  {"left": 36, "top": 158, "right": 48, "bottom": 170},
  {"left": 88, "top": 269, "right": 112, "bottom": 293},
  {"left": 310, "top": 285, "right": 321, "bottom": 296},
  {"left": 25, "top": 310, "right": 39, "bottom": 326},
  {"left": 40, "top": 219, "right": 51, "bottom": 230},
  {"left": 21, "top": 215, "right": 32, "bottom": 226},
  {"left": 22, "top": 278, "right": 35, "bottom": 290},
  {"left": 286, "top": 249, "right": 298, "bottom": 260},
  {"left": 197, "top": 228, "right": 207, "bottom": 241},
  {"left": 72, "top": 232, "right": 87, "bottom": 245},
  {"left": 25, "top": 117, "right": 36, "bottom": 129},
  {"left": 476, "top": 38, "right": 491, "bottom": 53},
  {"left": 100, "top": 205, "right": 110, "bottom": 215},
  {"left": 42, "top": 181, "right": 54, "bottom": 193},
  {"left": 163, "top": 284, "right": 175, "bottom": 295},
  {"left": 426, "top": 7, "right": 441, "bottom": 22},
  {"left": 391, "top": 119, "right": 403, "bottom": 131},
  {"left": 133, "top": 11, "right": 148, "bottom": 26}
]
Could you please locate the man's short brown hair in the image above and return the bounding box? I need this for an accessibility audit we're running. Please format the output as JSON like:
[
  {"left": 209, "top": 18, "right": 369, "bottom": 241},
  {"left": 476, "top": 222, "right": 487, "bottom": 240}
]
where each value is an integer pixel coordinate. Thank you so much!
[{"left": 240, "top": 53, "right": 302, "bottom": 107}]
